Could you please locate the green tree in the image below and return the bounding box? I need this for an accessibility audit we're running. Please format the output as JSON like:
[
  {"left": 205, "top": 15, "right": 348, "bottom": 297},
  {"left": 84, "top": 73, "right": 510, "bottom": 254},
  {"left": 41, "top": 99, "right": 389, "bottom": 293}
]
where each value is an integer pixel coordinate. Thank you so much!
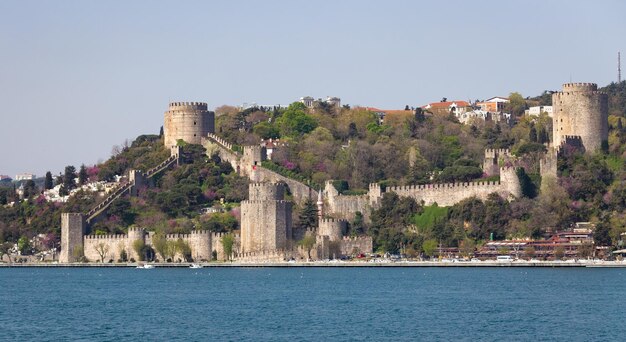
[
  {"left": 63, "top": 165, "right": 77, "bottom": 192},
  {"left": 507, "top": 92, "right": 527, "bottom": 116},
  {"left": 78, "top": 164, "right": 88, "bottom": 185},
  {"left": 17, "top": 236, "right": 31, "bottom": 255},
  {"left": 276, "top": 102, "right": 317, "bottom": 137},
  {"left": 44, "top": 171, "right": 54, "bottom": 190},
  {"left": 176, "top": 238, "right": 192, "bottom": 262},
  {"left": 152, "top": 233, "right": 168, "bottom": 261},
  {"left": 297, "top": 199, "right": 318, "bottom": 231},
  {"left": 221, "top": 233, "right": 235, "bottom": 261},
  {"left": 119, "top": 248, "right": 128, "bottom": 262},
  {"left": 298, "top": 234, "right": 317, "bottom": 260},
  {"left": 422, "top": 239, "right": 438, "bottom": 258},
  {"left": 132, "top": 239, "right": 146, "bottom": 261}
]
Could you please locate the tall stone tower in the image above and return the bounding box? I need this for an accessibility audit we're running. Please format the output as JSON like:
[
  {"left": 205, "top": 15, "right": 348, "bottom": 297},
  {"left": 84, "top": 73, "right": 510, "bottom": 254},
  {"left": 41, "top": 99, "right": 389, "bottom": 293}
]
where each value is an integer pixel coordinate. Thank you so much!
[
  {"left": 240, "top": 182, "right": 292, "bottom": 253},
  {"left": 163, "top": 102, "right": 215, "bottom": 149},
  {"left": 60, "top": 213, "right": 85, "bottom": 263},
  {"left": 552, "top": 83, "right": 608, "bottom": 153}
]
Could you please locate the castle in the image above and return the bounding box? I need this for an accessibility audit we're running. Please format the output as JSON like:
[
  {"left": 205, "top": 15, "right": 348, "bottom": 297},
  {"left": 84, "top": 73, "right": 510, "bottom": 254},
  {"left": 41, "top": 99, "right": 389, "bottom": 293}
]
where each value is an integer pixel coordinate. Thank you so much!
[
  {"left": 163, "top": 102, "right": 215, "bottom": 151},
  {"left": 552, "top": 83, "right": 608, "bottom": 153},
  {"left": 541, "top": 83, "right": 609, "bottom": 179},
  {"left": 65, "top": 89, "right": 615, "bottom": 263}
]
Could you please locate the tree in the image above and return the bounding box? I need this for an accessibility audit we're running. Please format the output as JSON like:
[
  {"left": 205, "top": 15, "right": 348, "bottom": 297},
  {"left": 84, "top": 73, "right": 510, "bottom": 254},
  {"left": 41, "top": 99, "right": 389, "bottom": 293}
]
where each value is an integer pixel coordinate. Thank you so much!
[
  {"left": 95, "top": 242, "right": 110, "bottom": 263},
  {"left": 276, "top": 102, "right": 317, "bottom": 137},
  {"left": 350, "top": 211, "right": 366, "bottom": 236},
  {"left": 459, "top": 238, "right": 475, "bottom": 258},
  {"left": 63, "top": 165, "right": 77, "bottom": 192},
  {"left": 529, "top": 125, "right": 538, "bottom": 142},
  {"left": 152, "top": 233, "right": 168, "bottom": 261},
  {"left": 577, "top": 242, "right": 594, "bottom": 259},
  {"left": 297, "top": 199, "right": 318, "bottom": 231},
  {"left": 221, "top": 233, "right": 235, "bottom": 261},
  {"left": 422, "top": 239, "right": 438, "bottom": 259},
  {"left": 298, "top": 235, "right": 317, "bottom": 260},
  {"left": 132, "top": 239, "right": 146, "bottom": 261},
  {"left": 78, "top": 164, "right": 88, "bottom": 185},
  {"left": 507, "top": 92, "right": 526, "bottom": 116},
  {"left": 175, "top": 238, "right": 192, "bottom": 262},
  {"left": 44, "top": 171, "right": 53, "bottom": 190},
  {"left": 119, "top": 248, "right": 128, "bottom": 262},
  {"left": 17, "top": 236, "right": 31, "bottom": 255}
]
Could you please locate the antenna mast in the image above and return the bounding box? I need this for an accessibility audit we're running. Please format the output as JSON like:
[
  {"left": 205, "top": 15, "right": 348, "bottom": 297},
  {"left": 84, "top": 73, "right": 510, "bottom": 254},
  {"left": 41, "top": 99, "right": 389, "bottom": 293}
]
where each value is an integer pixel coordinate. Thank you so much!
[{"left": 619, "top": 51, "right": 622, "bottom": 83}]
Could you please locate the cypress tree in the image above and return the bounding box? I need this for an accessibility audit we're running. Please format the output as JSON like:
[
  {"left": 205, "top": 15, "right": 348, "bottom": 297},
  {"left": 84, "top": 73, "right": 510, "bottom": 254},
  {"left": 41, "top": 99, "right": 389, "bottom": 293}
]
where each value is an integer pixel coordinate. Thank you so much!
[{"left": 44, "top": 171, "right": 53, "bottom": 190}]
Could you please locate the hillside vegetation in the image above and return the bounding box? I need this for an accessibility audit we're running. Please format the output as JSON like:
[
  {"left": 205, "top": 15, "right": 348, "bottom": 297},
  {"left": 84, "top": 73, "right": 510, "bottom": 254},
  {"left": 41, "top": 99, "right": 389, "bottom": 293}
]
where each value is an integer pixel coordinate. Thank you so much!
[{"left": 1, "top": 82, "right": 626, "bottom": 257}]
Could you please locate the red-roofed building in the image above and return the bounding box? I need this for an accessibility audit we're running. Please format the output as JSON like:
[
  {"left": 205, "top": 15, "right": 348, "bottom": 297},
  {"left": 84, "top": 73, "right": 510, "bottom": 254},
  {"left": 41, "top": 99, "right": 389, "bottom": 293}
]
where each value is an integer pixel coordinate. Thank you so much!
[
  {"left": 477, "top": 96, "right": 509, "bottom": 112},
  {"left": 423, "top": 101, "right": 471, "bottom": 116}
]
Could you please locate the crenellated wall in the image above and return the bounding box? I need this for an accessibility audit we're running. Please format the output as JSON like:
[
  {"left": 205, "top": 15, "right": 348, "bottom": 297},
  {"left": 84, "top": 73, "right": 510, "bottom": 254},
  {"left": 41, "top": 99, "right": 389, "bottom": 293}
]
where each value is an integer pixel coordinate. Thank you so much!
[
  {"left": 324, "top": 167, "right": 521, "bottom": 221},
  {"left": 318, "top": 219, "right": 347, "bottom": 242},
  {"left": 341, "top": 236, "right": 373, "bottom": 256},
  {"left": 483, "top": 149, "right": 512, "bottom": 176}
]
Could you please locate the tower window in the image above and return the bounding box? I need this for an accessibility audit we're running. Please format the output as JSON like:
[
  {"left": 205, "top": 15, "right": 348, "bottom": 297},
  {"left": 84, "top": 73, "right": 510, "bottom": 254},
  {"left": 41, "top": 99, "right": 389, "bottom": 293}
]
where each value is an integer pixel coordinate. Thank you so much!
[{"left": 194, "top": 121, "right": 197, "bottom": 125}]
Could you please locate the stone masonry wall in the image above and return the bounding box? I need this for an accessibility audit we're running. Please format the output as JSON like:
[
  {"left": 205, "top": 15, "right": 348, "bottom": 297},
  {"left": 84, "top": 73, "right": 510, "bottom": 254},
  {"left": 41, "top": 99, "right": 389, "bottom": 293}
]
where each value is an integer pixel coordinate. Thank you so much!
[
  {"left": 552, "top": 83, "right": 608, "bottom": 153},
  {"left": 164, "top": 102, "right": 215, "bottom": 149}
]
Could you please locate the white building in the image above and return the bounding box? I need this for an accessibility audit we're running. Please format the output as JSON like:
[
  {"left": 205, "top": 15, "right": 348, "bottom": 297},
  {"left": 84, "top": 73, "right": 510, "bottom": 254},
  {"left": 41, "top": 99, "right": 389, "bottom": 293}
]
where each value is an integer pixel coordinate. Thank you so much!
[
  {"left": 15, "top": 173, "right": 35, "bottom": 181},
  {"left": 299, "top": 96, "right": 341, "bottom": 109},
  {"left": 525, "top": 105, "right": 553, "bottom": 117}
]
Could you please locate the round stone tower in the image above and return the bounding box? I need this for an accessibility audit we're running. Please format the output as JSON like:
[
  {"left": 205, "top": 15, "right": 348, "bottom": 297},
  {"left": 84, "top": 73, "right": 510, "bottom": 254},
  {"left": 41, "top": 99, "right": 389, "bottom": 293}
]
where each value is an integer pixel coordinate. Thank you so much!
[
  {"left": 163, "top": 102, "right": 215, "bottom": 149},
  {"left": 552, "top": 83, "right": 608, "bottom": 153}
]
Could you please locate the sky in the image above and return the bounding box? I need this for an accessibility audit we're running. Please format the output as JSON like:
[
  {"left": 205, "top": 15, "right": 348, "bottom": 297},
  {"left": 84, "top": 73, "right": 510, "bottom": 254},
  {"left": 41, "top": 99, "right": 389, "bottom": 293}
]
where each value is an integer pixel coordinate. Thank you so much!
[{"left": 1, "top": 0, "right": 625, "bottom": 179}]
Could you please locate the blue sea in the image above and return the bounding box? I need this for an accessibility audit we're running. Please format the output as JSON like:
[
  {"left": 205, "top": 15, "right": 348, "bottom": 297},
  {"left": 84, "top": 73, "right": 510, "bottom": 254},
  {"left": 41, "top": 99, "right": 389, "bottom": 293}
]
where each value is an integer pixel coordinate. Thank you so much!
[{"left": 1, "top": 267, "right": 624, "bottom": 341}]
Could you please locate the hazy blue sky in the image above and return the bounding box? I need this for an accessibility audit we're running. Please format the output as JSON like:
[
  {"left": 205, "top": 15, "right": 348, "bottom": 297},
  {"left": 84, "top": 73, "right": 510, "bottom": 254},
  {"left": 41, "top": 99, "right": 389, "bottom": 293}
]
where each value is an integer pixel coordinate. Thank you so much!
[{"left": 1, "top": 0, "right": 625, "bottom": 178}]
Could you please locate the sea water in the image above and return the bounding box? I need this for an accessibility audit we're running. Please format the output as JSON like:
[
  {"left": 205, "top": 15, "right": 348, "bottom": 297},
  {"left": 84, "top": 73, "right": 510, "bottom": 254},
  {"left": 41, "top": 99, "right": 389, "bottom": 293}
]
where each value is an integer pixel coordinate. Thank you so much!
[{"left": 1, "top": 267, "right": 624, "bottom": 341}]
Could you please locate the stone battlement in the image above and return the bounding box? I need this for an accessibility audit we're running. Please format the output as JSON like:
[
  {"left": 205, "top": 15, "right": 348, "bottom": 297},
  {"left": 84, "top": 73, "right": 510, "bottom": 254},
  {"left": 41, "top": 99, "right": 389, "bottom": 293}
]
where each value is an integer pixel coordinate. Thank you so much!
[
  {"left": 320, "top": 218, "right": 347, "bottom": 224},
  {"left": 387, "top": 180, "right": 501, "bottom": 193},
  {"left": 561, "top": 83, "right": 597, "bottom": 91},
  {"left": 84, "top": 234, "right": 126, "bottom": 240},
  {"left": 168, "top": 102, "right": 208, "bottom": 110},
  {"left": 555, "top": 90, "right": 607, "bottom": 96},
  {"left": 206, "top": 133, "right": 235, "bottom": 151},
  {"left": 242, "top": 199, "right": 291, "bottom": 205}
]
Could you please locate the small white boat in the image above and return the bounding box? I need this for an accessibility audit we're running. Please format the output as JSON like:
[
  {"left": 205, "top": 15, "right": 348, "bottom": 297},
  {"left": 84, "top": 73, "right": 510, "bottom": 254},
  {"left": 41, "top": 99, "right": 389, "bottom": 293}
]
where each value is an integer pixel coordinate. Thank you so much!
[
  {"left": 136, "top": 264, "right": 155, "bottom": 269},
  {"left": 189, "top": 263, "right": 203, "bottom": 269}
]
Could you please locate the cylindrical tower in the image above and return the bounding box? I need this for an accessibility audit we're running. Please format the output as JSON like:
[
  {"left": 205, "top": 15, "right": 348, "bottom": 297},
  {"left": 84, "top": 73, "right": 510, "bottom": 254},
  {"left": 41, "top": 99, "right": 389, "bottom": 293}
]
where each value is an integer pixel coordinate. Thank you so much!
[
  {"left": 552, "top": 83, "right": 608, "bottom": 152},
  {"left": 163, "top": 102, "right": 215, "bottom": 148}
]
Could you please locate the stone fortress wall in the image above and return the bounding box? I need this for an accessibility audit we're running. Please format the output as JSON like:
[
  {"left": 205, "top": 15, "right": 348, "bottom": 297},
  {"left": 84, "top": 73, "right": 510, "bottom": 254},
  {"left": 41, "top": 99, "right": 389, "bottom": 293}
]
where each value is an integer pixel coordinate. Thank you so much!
[
  {"left": 483, "top": 148, "right": 512, "bottom": 176},
  {"left": 322, "top": 166, "right": 521, "bottom": 221},
  {"left": 552, "top": 83, "right": 608, "bottom": 153},
  {"left": 164, "top": 102, "right": 215, "bottom": 150},
  {"left": 79, "top": 225, "right": 231, "bottom": 262}
]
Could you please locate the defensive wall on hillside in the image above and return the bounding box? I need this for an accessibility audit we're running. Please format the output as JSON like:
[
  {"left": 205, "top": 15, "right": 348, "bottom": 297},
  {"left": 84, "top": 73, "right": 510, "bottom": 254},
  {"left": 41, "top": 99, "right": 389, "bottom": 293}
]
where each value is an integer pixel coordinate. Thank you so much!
[
  {"left": 323, "top": 167, "right": 521, "bottom": 222},
  {"left": 204, "top": 133, "right": 318, "bottom": 205},
  {"left": 483, "top": 149, "right": 512, "bottom": 176}
]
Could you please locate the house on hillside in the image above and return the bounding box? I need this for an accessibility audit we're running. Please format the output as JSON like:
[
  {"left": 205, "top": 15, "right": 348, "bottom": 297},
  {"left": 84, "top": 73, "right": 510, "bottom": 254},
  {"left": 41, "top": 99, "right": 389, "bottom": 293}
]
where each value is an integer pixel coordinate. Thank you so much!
[
  {"left": 477, "top": 97, "right": 509, "bottom": 112},
  {"left": 423, "top": 100, "right": 471, "bottom": 116}
]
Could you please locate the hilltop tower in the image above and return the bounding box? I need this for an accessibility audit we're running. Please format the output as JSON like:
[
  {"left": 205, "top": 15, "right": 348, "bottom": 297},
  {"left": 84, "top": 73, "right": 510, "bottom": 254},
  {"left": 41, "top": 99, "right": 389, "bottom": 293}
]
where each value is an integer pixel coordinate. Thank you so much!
[
  {"left": 164, "top": 102, "right": 215, "bottom": 150},
  {"left": 240, "top": 182, "right": 292, "bottom": 253},
  {"left": 552, "top": 83, "right": 608, "bottom": 153}
]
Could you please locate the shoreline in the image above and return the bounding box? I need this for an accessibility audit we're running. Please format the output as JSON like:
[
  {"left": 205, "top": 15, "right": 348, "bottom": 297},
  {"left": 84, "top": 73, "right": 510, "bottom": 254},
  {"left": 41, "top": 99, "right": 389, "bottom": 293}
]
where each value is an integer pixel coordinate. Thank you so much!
[{"left": 2, "top": 260, "right": 626, "bottom": 268}]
